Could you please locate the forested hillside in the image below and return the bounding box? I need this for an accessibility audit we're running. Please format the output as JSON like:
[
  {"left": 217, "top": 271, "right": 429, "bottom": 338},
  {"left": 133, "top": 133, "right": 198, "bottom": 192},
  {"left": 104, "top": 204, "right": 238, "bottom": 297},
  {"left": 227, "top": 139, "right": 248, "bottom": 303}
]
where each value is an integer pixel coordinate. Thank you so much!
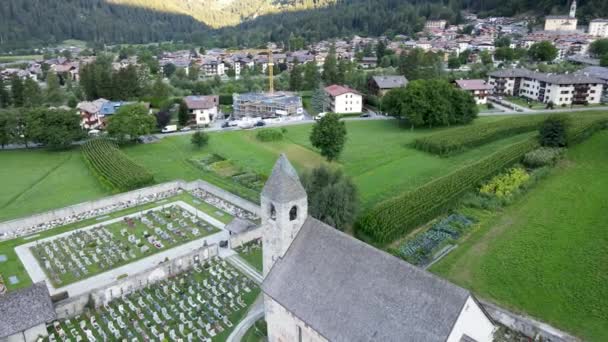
[{"left": 1, "top": 0, "right": 608, "bottom": 50}]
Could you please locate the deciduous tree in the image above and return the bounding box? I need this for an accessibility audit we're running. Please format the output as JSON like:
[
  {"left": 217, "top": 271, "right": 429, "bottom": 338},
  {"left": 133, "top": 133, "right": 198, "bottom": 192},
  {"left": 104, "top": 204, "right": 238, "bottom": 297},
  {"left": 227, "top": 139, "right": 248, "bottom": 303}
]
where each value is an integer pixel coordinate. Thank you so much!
[
  {"left": 310, "top": 112, "right": 347, "bottom": 161},
  {"left": 107, "top": 104, "right": 155, "bottom": 143}
]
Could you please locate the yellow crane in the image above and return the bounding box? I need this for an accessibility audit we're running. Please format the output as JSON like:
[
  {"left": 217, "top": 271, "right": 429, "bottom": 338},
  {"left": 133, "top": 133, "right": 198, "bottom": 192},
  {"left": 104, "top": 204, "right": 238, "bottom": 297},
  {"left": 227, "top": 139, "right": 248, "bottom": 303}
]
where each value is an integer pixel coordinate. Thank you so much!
[{"left": 268, "top": 48, "right": 274, "bottom": 94}]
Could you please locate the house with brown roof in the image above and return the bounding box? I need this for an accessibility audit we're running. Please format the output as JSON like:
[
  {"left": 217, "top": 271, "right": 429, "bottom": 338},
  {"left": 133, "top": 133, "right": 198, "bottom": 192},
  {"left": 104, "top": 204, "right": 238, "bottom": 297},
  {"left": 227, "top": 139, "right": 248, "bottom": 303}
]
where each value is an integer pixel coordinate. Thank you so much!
[
  {"left": 324, "top": 85, "right": 363, "bottom": 114},
  {"left": 183, "top": 95, "right": 219, "bottom": 126},
  {"left": 454, "top": 79, "right": 494, "bottom": 104}
]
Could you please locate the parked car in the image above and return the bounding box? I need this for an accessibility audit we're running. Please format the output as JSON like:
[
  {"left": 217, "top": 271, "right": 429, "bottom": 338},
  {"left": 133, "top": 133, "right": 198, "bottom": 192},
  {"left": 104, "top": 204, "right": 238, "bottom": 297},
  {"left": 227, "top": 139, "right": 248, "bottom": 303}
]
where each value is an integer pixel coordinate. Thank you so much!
[
  {"left": 255, "top": 121, "right": 266, "bottom": 127},
  {"left": 359, "top": 113, "right": 371, "bottom": 118},
  {"left": 161, "top": 125, "right": 177, "bottom": 133},
  {"left": 180, "top": 126, "right": 192, "bottom": 132},
  {"left": 315, "top": 112, "right": 328, "bottom": 120}
]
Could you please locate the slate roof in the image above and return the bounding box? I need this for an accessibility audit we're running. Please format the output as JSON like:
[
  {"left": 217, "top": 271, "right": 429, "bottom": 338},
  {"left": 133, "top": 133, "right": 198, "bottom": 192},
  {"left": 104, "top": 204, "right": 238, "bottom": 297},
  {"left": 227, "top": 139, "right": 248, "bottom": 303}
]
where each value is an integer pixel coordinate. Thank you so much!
[
  {"left": 261, "top": 154, "right": 307, "bottom": 203},
  {"left": 489, "top": 68, "right": 604, "bottom": 84},
  {"left": 263, "top": 216, "right": 471, "bottom": 342},
  {"left": 0, "top": 282, "right": 56, "bottom": 338},
  {"left": 577, "top": 66, "right": 608, "bottom": 81},
  {"left": 371, "top": 75, "right": 408, "bottom": 89}
]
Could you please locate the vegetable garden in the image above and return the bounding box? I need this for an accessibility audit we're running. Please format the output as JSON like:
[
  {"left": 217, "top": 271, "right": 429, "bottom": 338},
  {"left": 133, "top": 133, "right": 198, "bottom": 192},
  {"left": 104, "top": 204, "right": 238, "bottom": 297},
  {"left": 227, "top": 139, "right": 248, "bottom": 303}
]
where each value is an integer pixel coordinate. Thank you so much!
[{"left": 82, "top": 139, "right": 154, "bottom": 192}]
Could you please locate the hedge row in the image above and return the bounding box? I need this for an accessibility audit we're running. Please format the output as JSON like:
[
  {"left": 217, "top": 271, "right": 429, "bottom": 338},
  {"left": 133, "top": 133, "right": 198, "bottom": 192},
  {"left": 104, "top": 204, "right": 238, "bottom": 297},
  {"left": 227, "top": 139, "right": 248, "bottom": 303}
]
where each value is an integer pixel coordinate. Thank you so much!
[
  {"left": 355, "top": 138, "right": 539, "bottom": 244},
  {"left": 82, "top": 139, "right": 154, "bottom": 191},
  {"left": 413, "top": 116, "right": 548, "bottom": 155}
]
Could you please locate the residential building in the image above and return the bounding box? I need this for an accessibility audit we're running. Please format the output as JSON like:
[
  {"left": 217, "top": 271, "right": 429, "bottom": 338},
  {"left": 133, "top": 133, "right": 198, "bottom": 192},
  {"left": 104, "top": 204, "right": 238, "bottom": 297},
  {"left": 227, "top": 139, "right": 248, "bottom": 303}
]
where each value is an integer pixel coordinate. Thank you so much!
[
  {"left": 589, "top": 19, "right": 608, "bottom": 37},
  {"left": 454, "top": 79, "right": 494, "bottom": 104},
  {"left": 232, "top": 92, "right": 303, "bottom": 118},
  {"left": 368, "top": 75, "right": 408, "bottom": 96},
  {"left": 77, "top": 98, "right": 109, "bottom": 130},
  {"left": 200, "top": 58, "right": 225, "bottom": 77},
  {"left": 358, "top": 56, "right": 377, "bottom": 69},
  {"left": 261, "top": 155, "right": 496, "bottom": 342},
  {"left": 0, "top": 282, "right": 56, "bottom": 342},
  {"left": 425, "top": 19, "right": 448, "bottom": 30},
  {"left": 324, "top": 85, "right": 363, "bottom": 114},
  {"left": 575, "top": 66, "right": 608, "bottom": 102},
  {"left": 488, "top": 68, "right": 604, "bottom": 105},
  {"left": 183, "top": 95, "right": 219, "bottom": 126}
]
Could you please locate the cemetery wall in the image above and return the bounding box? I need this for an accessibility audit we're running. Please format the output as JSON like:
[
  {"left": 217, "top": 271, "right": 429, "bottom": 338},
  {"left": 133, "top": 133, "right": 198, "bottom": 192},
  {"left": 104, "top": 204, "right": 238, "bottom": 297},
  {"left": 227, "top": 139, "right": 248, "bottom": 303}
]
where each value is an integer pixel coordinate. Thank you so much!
[
  {"left": 0, "top": 179, "right": 261, "bottom": 240},
  {"left": 229, "top": 227, "right": 263, "bottom": 249},
  {"left": 54, "top": 244, "right": 219, "bottom": 319},
  {"left": 0, "top": 181, "right": 186, "bottom": 238},
  {"left": 189, "top": 180, "right": 260, "bottom": 216}
]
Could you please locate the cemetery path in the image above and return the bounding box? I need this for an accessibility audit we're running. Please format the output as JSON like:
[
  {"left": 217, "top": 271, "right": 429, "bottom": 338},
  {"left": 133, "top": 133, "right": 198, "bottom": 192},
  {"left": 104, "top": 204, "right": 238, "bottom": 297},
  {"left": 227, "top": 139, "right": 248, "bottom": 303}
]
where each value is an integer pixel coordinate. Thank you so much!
[
  {"left": 226, "top": 254, "right": 264, "bottom": 284},
  {"left": 227, "top": 297, "right": 264, "bottom": 342}
]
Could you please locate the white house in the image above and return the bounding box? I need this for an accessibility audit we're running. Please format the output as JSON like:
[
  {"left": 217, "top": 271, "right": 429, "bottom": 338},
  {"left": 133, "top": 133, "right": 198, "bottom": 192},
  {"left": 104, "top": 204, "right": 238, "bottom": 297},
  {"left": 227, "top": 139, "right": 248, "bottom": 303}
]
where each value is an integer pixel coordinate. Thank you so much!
[
  {"left": 324, "top": 84, "right": 363, "bottom": 114},
  {"left": 589, "top": 19, "right": 608, "bottom": 37},
  {"left": 183, "top": 95, "right": 219, "bottom": 126},
  {"left": 455, "top": 79, "right": 494, "bottom": 105},
  {"left": 261, "top": 155, "right": 496, "bottom": 342}
]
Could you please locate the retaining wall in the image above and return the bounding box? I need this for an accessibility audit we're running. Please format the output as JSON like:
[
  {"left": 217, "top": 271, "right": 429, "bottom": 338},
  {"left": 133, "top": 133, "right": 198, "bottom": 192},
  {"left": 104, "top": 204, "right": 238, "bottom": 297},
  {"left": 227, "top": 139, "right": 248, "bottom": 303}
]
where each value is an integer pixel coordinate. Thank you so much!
[
  {"left": 229, "top": 227, "right": 263, "bottom": 249},
  {"left": 54, "top": 244, "right": 219, "bottom": 319}
]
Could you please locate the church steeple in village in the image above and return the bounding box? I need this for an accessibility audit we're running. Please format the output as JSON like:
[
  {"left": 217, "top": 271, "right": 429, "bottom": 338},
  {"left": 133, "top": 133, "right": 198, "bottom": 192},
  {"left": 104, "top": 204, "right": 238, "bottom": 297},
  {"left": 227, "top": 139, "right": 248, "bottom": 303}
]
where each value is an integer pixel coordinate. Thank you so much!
[
  {"left": 569, "top": 0, "right": 577, "bottom": 18},
  {"left": 260, "top": 154, "right": 308, "bottom": 277}
]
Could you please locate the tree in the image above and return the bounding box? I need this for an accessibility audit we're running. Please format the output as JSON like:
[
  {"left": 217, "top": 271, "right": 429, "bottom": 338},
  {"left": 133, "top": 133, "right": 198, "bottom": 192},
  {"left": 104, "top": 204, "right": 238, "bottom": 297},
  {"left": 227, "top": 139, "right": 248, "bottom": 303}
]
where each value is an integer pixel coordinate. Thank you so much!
[
  {"left": 155, "top": 111, "right": 171, "bottom": 129},
  {"left": 289, "top": 60, "right": 303, "bottom": 91},
  {"left": 539, "top": 116, "right": 568, "bottom": 147},
  {"left": 528, "top": 41, "right": 558, "bottom": 62},
  {"left": 494, "top": 47, "right": 515, "bottom": 61},
  {"left": 163, "top": 63, "right": 177, "bottom": 78},
  {"left": 0, "top": 78, "right": 10, "bottom": 108},
  {"left": 25, "top": 108, "right": 83, "bottom": 149},
  {"left": 0, "top": 110, "right": 17, "bottom": 148},
  {"left": 480, "top": 50, "right": 493, "bottom": 65},
  {"left": 310, "top": 112, "right": 347, "bottom": 161},
  {"left": 178, "top": 101, "right": 190, "bottom": 126},
  {"left": 23, "top": 78, "right": 42, "bottom": 107},
  {"left": 106, "top": 104, "right": 156, "bottom": 143},
  {"left": 303, "top": 62, "right": 320, "bottom": 90},
  {"left": 447, "top": 52, "right": 461, "bottom": 69},
  {"left": 589, "top": 39, "right": 608, "bottom": 57},
  {"left": 398, "top": 49, "right": 443, "bottom": 80},
  {"left": 45, "top": 72, "right": 63, "bottom": 105},
  {"left": 601, "top": 54, "right": 608, "bottom": 67},
  {"left": 376, "top": 40, "right": 387, "bottom": 60},
  {"left": 151, "top": 77, "right": 170, "bottom": 104},
  {"left": 188, "top": 65, "right": 200, "bottom": 81},
  {"left": 322, "top": 44, "right": 339, "bottom": 85},
  {"left": 10, "top": 76, "right": 25, "bottom": 107},
  {"left": 301, "top": 165, "right": 358, "bottom": 231},
  {"left": 495, "top": 36, "right": 511, "bottom": 48},
  {"left": 311, "top": 85, "right": 328, "bottom": 114},
  {"left": 191, "top": 130, "right": 209, "bottom": 149}
]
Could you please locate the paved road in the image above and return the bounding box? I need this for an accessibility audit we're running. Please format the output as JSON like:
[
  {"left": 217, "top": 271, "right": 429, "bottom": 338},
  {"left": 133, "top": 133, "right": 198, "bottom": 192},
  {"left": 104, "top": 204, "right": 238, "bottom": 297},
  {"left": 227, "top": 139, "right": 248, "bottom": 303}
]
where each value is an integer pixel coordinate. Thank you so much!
[{"left": 227, "top": 296, "right": 264, "bottom": 342}]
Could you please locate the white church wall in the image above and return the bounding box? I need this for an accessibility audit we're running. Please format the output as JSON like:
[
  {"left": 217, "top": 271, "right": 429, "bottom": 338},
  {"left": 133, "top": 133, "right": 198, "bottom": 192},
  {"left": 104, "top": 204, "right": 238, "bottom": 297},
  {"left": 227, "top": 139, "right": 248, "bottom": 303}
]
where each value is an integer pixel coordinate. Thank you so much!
[
  {"left": 264, "top": 295, "right": 328, "bottom": 342},
  {"left": 446, "top": 296, "right": 495, "bottom": 342}
]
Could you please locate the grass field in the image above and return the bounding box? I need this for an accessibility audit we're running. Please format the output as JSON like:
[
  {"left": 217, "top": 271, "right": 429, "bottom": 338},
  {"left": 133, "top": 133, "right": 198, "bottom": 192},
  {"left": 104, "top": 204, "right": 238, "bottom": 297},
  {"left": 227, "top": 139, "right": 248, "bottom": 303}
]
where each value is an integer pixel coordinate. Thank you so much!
[
  {"left": 0, "top": 118, "right": 533, "bottom": 221},
  {"left": 431, "top": 131, "right": 608, "bottom": 341},
  {"left": 0, "top": 55, "right": 43, "bottom": 63}
]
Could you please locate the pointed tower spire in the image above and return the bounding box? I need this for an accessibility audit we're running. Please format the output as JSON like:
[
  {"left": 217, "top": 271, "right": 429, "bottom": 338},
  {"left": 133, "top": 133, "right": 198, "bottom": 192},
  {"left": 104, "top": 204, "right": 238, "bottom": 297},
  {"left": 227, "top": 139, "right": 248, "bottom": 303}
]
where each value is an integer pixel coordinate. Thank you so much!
[
  {"left": 569, "top": 0, "right": 577, "bottom": 18},
  {"left": 261, "top": 154, "right": 306, "bottom": 203}
]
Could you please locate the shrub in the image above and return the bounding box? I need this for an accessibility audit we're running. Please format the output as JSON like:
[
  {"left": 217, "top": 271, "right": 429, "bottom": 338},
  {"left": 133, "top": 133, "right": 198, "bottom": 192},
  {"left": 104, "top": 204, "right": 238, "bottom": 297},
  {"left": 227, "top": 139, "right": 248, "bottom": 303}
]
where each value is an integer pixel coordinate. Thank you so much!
[
  {"left": 539, "top": 116, "right": 569, "bottom": 147},
  {"left": 356, "top": 138, "right": 538, "bottom": 244},
  {"left": 82, "top": 139, "right": 154, "bottom": 191},
  {"left": 480, "top": 167, "right": 530, "bottom": 198},
  {"left": 256, "top": 129, "right": 283, "bottom": 142},
  {"left": 523, "top": 147, "right": 564, "bottom": 168},
  {"left": 219, "top": 94, "right": 233, "bottom": 105},
  {"left": 413, "top": 115, "right": 547, "bottom": 155}
]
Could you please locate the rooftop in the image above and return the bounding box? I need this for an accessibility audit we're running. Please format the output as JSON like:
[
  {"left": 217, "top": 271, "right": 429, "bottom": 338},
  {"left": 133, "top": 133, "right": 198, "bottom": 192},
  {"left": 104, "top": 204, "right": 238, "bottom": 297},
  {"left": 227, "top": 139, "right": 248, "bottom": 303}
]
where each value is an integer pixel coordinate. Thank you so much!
[
  {"left": 261, "top": 154, "right": 306, "bottom": 203},
  {"left": 455, "top": 79, "right": 493, "bottom": 90},
  {"left": 324, "top": 84, "right": 360, "bottom": 97},
  {"left": 371, "top": 75, "right": 408, "bottom": 89},
  {"left": 0, "top": 282, "right": 56, "bottom": 338},
  {"left": 263, "top": 216, "right": 472, "bottom": 341},
  {"left": 184, "top": 95, "right": 218, "bottom": 110}
]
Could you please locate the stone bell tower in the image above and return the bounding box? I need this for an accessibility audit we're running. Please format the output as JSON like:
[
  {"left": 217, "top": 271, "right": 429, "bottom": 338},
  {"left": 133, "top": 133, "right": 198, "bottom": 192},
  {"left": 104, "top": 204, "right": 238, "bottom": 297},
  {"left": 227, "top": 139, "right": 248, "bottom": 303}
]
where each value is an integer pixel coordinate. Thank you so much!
[
  {"left": 569, "top": 0, "right": 577, "bottom": 18},
  {"left": 261, "top": 154, "right": 308, "bottom": 278}
]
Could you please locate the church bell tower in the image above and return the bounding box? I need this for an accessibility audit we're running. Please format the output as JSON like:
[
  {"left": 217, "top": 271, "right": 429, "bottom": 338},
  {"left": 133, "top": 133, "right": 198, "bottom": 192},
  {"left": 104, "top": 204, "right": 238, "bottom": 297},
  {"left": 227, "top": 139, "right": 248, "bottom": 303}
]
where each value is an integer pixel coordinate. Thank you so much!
[
  {"left": 260, "top": 154, "right": 308, "bottom": 278},
  {"left": 569, "top": 0, "right": 577, "bottom": 18}
]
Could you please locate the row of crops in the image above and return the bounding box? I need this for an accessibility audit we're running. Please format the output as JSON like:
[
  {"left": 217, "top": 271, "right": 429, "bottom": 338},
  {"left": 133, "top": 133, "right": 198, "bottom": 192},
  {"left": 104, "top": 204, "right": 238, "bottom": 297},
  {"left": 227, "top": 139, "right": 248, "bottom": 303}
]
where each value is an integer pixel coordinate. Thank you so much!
[
  {"left": 413, "top": 115, "right": 548, "bottom": 155},
  {"left": 355, "top": 138, "right": 539, "bottom": 244},
  {"left": 393, "top": 213, "right": 474, "bottom": 267},
  {"left": 82, "top": 139, "right": 154, "bottom": 191}
]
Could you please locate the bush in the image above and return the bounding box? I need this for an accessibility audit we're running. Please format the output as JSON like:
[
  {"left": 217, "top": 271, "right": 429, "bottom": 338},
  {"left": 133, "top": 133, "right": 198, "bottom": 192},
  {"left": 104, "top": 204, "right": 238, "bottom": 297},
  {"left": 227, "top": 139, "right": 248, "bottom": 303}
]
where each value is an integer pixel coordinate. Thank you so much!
[
  {"left": 480, "top": 167, "right": 530, "bottom": 198},
  {"left": 82, "top": 139, "right": 154, "bottom": 191},
  {"left": 219, "top": 94, "right": 233, "bottom": 105},
  {"left": 355, "top": 138, "right": 538, "bottom": 244},
  {"left": 414, "top": 115, "right": 547, "bottom": 155},
  {"left": 523, "top": 147, "right": 564, "bottom": 168},
  {"left": 256, "top": 129, "right": 283, "bottom": 142},
  {"left": 539, "top": 116, "right": 569, "bottom": 147}
]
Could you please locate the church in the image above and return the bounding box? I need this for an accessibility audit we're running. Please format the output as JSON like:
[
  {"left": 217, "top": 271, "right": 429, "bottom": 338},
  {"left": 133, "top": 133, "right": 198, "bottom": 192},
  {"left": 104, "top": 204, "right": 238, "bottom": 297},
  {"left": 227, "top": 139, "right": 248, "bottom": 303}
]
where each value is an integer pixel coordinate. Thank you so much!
[
  {"left": 259, "top": 155, "right": 496, "bottom": 342},
  {"left": 544, "top": 0, "right": 578, "bottom": 32}
]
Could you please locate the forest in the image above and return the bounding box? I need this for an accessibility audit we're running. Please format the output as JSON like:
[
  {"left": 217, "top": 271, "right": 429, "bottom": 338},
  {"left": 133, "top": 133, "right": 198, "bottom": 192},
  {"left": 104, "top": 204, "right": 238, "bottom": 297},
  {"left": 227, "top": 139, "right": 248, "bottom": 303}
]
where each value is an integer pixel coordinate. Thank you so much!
[{"left": 1, "top": 0, "right": 608, "bottom": 51}]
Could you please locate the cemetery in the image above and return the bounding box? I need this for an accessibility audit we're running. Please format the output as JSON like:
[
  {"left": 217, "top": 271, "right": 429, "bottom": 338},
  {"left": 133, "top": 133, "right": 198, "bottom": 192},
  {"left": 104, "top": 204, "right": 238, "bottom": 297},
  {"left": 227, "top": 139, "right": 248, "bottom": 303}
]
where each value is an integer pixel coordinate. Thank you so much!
[
  {"left": 42, "top": 256, "right": 260, "bottom": 342},
  {"left": 29, "top": 203, "right": 221, "bottom": 287}
]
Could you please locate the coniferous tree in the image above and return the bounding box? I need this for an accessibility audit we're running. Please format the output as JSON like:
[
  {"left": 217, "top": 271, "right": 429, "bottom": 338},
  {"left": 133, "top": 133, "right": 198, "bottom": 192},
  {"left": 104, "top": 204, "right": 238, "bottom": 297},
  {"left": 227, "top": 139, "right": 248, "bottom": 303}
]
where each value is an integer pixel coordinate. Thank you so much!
[
  {"left": 0, "top": 78, "right": 10, "bottom": 108},
  {"left": 10, "top": 76, "right": 25, "bottom": 107},
  {"left": 322, "top": 45, "right": 339, "bottom": 85},
  {"left": 23, "top": 78, "right": 42, "bottom": 107}
]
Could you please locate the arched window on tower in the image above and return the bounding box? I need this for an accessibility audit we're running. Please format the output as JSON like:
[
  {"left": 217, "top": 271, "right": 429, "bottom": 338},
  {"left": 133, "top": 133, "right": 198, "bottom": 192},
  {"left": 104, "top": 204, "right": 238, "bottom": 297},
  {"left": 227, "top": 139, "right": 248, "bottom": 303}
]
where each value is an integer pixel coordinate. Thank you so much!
[
  {"left": 289, "top": 206, "right": 298, "bottom": 221},
  {"left": 270, "top": 204, "right": 276, "bottom": 220}
]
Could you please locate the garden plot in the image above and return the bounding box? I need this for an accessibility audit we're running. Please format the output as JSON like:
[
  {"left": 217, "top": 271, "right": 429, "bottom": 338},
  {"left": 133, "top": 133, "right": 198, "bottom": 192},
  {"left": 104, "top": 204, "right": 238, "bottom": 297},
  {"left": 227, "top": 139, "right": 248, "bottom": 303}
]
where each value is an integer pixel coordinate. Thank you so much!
[
  {"left": 29, "top": 203, "right": 221, "bottom": 287},
  {"left": 44, "top": 257, "right": 260, "bottom": 342}
]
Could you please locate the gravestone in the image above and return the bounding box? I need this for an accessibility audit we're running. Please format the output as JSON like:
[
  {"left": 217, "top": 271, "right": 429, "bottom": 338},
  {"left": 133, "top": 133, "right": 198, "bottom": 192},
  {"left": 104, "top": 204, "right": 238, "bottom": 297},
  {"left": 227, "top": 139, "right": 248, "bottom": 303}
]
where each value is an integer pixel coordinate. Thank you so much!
[
  {"left": 0, "top": 255, "right": 7, "bottom": 262},
  {"left": 8, "top": 276, "right": 19, "bottom": 284}
]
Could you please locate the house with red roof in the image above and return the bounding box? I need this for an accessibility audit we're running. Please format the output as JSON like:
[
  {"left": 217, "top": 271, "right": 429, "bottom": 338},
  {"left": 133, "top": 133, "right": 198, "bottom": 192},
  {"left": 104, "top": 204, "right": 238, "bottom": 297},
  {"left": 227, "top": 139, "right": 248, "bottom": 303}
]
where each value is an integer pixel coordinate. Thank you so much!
[{"left": 324, "top": 85, "right": 363, "bottom": 114}]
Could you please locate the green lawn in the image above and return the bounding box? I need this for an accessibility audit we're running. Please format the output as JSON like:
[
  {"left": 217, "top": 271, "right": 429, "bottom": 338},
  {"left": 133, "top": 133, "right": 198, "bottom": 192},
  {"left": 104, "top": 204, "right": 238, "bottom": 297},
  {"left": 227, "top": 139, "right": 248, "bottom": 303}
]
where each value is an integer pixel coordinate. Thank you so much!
[
  {"left": 236, "top": 243, "right": 263, "bottom": 272},
  {"left": 0, "top": 54, "right": 43, "bottom": 62},
  {"left": 242, "top": 319, "right": 267, "bottom": 342},
  {"left": 431, "top": 131, "right": 608, "bottom": 341},
  {"left": 506, "top": 96, "right": 546, "bottom": 109}
]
